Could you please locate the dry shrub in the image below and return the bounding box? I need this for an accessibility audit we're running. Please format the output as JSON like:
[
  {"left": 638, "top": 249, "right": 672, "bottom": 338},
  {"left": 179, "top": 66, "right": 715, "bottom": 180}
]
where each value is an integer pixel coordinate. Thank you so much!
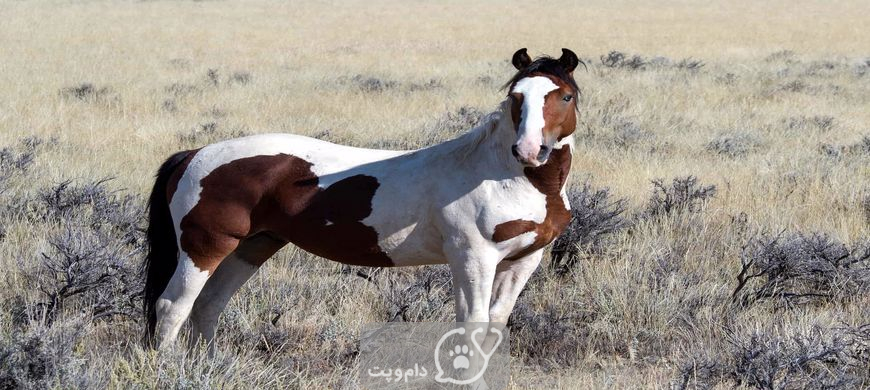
[
  {"left": 406, "top": 78, "right": 443, "bottom": 91},
  {"left": 600, "top": 51, "right": 703, "bottom": 71},
  {"left": 674, "top": 58, "right": 706, "bottom": 70},
  {"left": 550, "top": 182, "right": 629, "bottom": 274},
  {"left": 508, "top": 300, "right": 587, "bottom": 369},
  {"left": 60, "top": 83, "right": 111, "bottom": 102},
  {"left": 229, "top": 71, "right": 252, "bottom": 85},
  {"left": 533, "top": 178, "right": 723, "bottom": 368},
  {"left": 17, "top": 179, "right": 146, "bottom": 324},
  {"left": 765, "top": 50, "right": 797, "bottom": 63},
  {"left": 0, "top": 138, "right": 39, "bottom": 178},
  {"left": 35, "top": 179, "right": 144, "bottom": 237},
  {"left": 715, "top": 72, "right": 739, "bottom": 85},
  {"left": 779, "top": 80, "right": 808, "bottom": 93},
  {"left": 353, "top": 265, "right": 454, "bottom": 322},
  {"left": 340, "top": 74, "right": 399, "bottom": 93},
  {"left": 646, "top": 176, "right": 717, "bottom": 217},
  {"left": 161, "top": 99, "right": 179, "bottom": 113},
  {"left": 0, "top": 316, "right": 106, "bottom": 389},
  {"left": 784, "top": 115, "right": 836, "bottom": 132},
  {"left": 675, "top": 325, "right": 870, "bottom": 390},
  {"left": 0, "top": 137, "right": 53, "bottom": 240},
  {"left": 22, "top": 224, "right": 144, "bottom": 324},
  {"left": 853, "top": 58, "right": 870, "bottom": 77},
  {"left": 338, "top": 74, "right": 443, "bottom": 95},
  {"left": 201, "top": 106, "right": 228, "bottom": 119},
  {"left": 706, "top": 132, "right": 764, "bottom": 158},
  {"left": 803, "top": 60, "right": 843, "bottom": 77},
  {"left": 0, "top": 137, "right": 45, "bottom": 193},
  {"left": 162, "top": 68, "right": 251, "bottom": 112},
  {"left": 164, "top": 82, "right": 201, "bottom": 98},
  {"left": 601, "top": 51, "right": 648, "bottom": 70},
  {"left": 849, "top": 136, "right": 870, "bottom": 155},
  {"left": 206, "top": 68, "right": 220, "bottom": 86},
  {"left": 821, "top": 136, "right": 870, "bottom": 159},
  {"left": 732, "top": 233, "right": 870, "bottom": 308},
  {"left": 60, "top": 83, "right": 121, "bottom": 110},
  {"left": 0, "top": 175, "right": 145, "bottom": 389},
  {"left": 611, "top": 120, "right": 653, "bottom": 149}
]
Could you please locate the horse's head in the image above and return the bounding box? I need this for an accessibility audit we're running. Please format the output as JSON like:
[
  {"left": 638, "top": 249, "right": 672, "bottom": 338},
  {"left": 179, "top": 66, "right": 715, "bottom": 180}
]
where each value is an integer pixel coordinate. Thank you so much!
[{"left": 505, "top": 48, "right": 581, "bottom": 167}]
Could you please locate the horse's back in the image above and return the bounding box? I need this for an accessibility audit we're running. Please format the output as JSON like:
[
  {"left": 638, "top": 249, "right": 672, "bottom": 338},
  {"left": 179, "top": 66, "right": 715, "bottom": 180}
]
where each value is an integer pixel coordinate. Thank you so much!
[{"left": 197, "top": 133, "right": 407, "bottom": 174}]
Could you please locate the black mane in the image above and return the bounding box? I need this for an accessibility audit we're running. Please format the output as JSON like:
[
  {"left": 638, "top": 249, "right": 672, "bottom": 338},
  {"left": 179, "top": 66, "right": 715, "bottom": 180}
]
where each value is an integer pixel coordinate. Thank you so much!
[{"left": 503, "top": 56, "right": 582, "bottom": 106}]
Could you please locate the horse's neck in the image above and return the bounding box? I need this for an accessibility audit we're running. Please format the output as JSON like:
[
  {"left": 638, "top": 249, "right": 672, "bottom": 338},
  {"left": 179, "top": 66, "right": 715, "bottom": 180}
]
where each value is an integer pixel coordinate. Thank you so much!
[
  {"left": 428, "top": 101, "right": 522, "bottom": 172},
  {"left": 425, "top": 101, "right": 573, "bottom": 193}
]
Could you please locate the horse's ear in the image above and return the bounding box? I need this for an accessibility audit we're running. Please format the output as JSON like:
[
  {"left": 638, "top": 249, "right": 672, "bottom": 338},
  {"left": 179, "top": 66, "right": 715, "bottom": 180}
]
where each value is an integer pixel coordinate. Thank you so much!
[
  {"left": 559, "top": 48, "right": 579, "bottom": 73},
  {"left": 512, "top": 48, "right": 532, "bottom": 70}
]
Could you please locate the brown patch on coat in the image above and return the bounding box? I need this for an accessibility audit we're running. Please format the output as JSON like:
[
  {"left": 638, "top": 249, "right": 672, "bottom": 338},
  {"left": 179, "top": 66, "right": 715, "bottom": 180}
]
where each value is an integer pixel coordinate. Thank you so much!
[
  {"left": 177, "top": 153, "right": 392, "bottom": 272},
  {"left": 492, "top": 146, "right": 572, "bottom": 260}
]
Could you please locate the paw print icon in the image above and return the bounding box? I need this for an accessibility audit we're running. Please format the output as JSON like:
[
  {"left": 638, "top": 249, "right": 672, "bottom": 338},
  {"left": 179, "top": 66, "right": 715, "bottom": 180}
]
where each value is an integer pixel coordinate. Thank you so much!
[
  {"left": 449, "top": 344, "right": 474, "bottom": 369},
  {"left": 433, "top": 325, "right": 503, "bottom": 385}
]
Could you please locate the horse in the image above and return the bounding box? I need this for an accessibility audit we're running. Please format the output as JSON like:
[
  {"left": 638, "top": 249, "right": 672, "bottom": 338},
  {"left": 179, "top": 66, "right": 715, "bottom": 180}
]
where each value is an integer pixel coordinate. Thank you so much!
[{"left": 143, "top": 48, "right": 582, "bottom": 350}]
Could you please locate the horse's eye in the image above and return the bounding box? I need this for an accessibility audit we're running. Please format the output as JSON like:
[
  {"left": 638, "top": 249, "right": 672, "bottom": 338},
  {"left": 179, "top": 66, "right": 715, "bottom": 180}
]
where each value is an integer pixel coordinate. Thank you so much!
[{"left": 562, "top": 95, "right": 573, "bottom": 102}]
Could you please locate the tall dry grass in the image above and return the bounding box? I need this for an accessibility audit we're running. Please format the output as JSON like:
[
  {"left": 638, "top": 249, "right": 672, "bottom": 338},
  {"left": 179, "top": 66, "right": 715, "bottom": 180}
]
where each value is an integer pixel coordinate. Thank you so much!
[{"left": 1, "top": 0, "right": 869, "bottom": 389}]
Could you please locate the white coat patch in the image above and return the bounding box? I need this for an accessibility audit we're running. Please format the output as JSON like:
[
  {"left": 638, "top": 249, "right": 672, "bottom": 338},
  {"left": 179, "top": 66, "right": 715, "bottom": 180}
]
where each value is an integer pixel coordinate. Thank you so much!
[{"left": 555, "top": 135, "right": 574, "bottom": 211}]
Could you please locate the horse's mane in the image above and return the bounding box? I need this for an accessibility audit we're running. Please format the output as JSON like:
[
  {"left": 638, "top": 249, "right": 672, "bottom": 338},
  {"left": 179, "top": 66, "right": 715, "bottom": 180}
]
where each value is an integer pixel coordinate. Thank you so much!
[{"left": 445, "top": 100, "right": 512, "bottom": 160}]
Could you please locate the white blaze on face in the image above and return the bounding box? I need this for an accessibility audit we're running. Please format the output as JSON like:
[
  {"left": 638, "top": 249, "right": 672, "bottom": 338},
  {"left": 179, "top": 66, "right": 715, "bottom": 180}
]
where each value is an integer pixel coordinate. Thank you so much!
[{"left": 511, "top": 76, "right": 559, "bottom": 163}]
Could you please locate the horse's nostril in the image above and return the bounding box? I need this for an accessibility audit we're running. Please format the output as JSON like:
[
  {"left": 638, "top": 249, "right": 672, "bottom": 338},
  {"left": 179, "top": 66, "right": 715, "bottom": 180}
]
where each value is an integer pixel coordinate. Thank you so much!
[{"left": 511, "top": 145, "right": 519, "bottom": 157}]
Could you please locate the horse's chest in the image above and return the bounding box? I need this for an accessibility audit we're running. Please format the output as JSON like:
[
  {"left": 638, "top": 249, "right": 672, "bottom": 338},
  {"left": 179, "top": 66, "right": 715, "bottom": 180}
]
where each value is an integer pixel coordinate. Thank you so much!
[
  {"left": 489, "top": 148, "right": 572, "bottom": 260},
  {"left": 490, "top": 195, "right": 570, "bottom": 260}
]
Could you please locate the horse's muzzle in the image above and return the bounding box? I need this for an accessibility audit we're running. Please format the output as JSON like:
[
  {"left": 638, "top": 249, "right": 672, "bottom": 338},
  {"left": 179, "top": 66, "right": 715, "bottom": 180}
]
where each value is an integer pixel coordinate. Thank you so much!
[{"left": 511, "top": 144, "right": 549, "bottom": 167}]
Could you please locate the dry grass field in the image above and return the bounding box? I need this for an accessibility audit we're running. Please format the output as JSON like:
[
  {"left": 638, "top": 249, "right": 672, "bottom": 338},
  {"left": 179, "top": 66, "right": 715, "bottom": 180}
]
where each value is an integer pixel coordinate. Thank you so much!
[{"left": 1, "top": 0, "right": 869, "bottom": 388}]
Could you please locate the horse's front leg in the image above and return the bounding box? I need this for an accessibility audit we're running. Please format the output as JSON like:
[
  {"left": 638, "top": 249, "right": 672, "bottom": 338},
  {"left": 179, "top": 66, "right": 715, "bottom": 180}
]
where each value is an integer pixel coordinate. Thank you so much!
[
  {"left": 443, "top": 242, "right": 501, "bottom": 389},
  {"left": 461, "top": 248, "right": 542, "bottom": 364},
  {"left": 489, "top": 249, "right": 543, "bottom": 323},
  {"left": 445, "top": 242, "right": 499, "bottom": 323}
]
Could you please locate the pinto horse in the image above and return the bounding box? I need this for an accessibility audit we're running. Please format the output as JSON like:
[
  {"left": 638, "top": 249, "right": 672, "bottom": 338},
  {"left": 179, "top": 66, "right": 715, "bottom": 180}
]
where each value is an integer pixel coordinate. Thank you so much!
[{"left": 144, "top": 48, "right": 582, "bottom": 348}]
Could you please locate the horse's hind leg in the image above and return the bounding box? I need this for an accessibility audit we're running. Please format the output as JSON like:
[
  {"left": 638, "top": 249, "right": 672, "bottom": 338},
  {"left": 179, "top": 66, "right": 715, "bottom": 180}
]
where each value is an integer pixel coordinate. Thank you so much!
[
  {"left": 154, "top": 231, "right": 240, "bottom": 349},
  {"left": 189, "top": 233, "right": 287, "bottom": 347}
]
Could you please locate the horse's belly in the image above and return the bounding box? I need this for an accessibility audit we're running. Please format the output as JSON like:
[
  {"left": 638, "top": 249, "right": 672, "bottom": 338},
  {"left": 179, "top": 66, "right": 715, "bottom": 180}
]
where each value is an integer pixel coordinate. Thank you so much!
[
  {"left": 280, "top": 217, "right": 395, "bottom": 267},
  {"left": 279, "top": 218, "right": 443, "bottom": 267}
]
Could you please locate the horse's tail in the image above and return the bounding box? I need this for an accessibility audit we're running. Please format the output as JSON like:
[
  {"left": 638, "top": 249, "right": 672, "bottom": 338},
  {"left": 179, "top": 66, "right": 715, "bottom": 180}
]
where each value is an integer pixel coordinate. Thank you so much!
[{"left": 143, "top": 150, "right": 192, "bottom": 345}]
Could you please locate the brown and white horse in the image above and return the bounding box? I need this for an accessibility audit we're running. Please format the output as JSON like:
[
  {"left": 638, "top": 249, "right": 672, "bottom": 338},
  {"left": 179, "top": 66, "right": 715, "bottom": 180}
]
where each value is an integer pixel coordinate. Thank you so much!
[{"left": 144, "top": 48, "right": 582, "bottom": 348}]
